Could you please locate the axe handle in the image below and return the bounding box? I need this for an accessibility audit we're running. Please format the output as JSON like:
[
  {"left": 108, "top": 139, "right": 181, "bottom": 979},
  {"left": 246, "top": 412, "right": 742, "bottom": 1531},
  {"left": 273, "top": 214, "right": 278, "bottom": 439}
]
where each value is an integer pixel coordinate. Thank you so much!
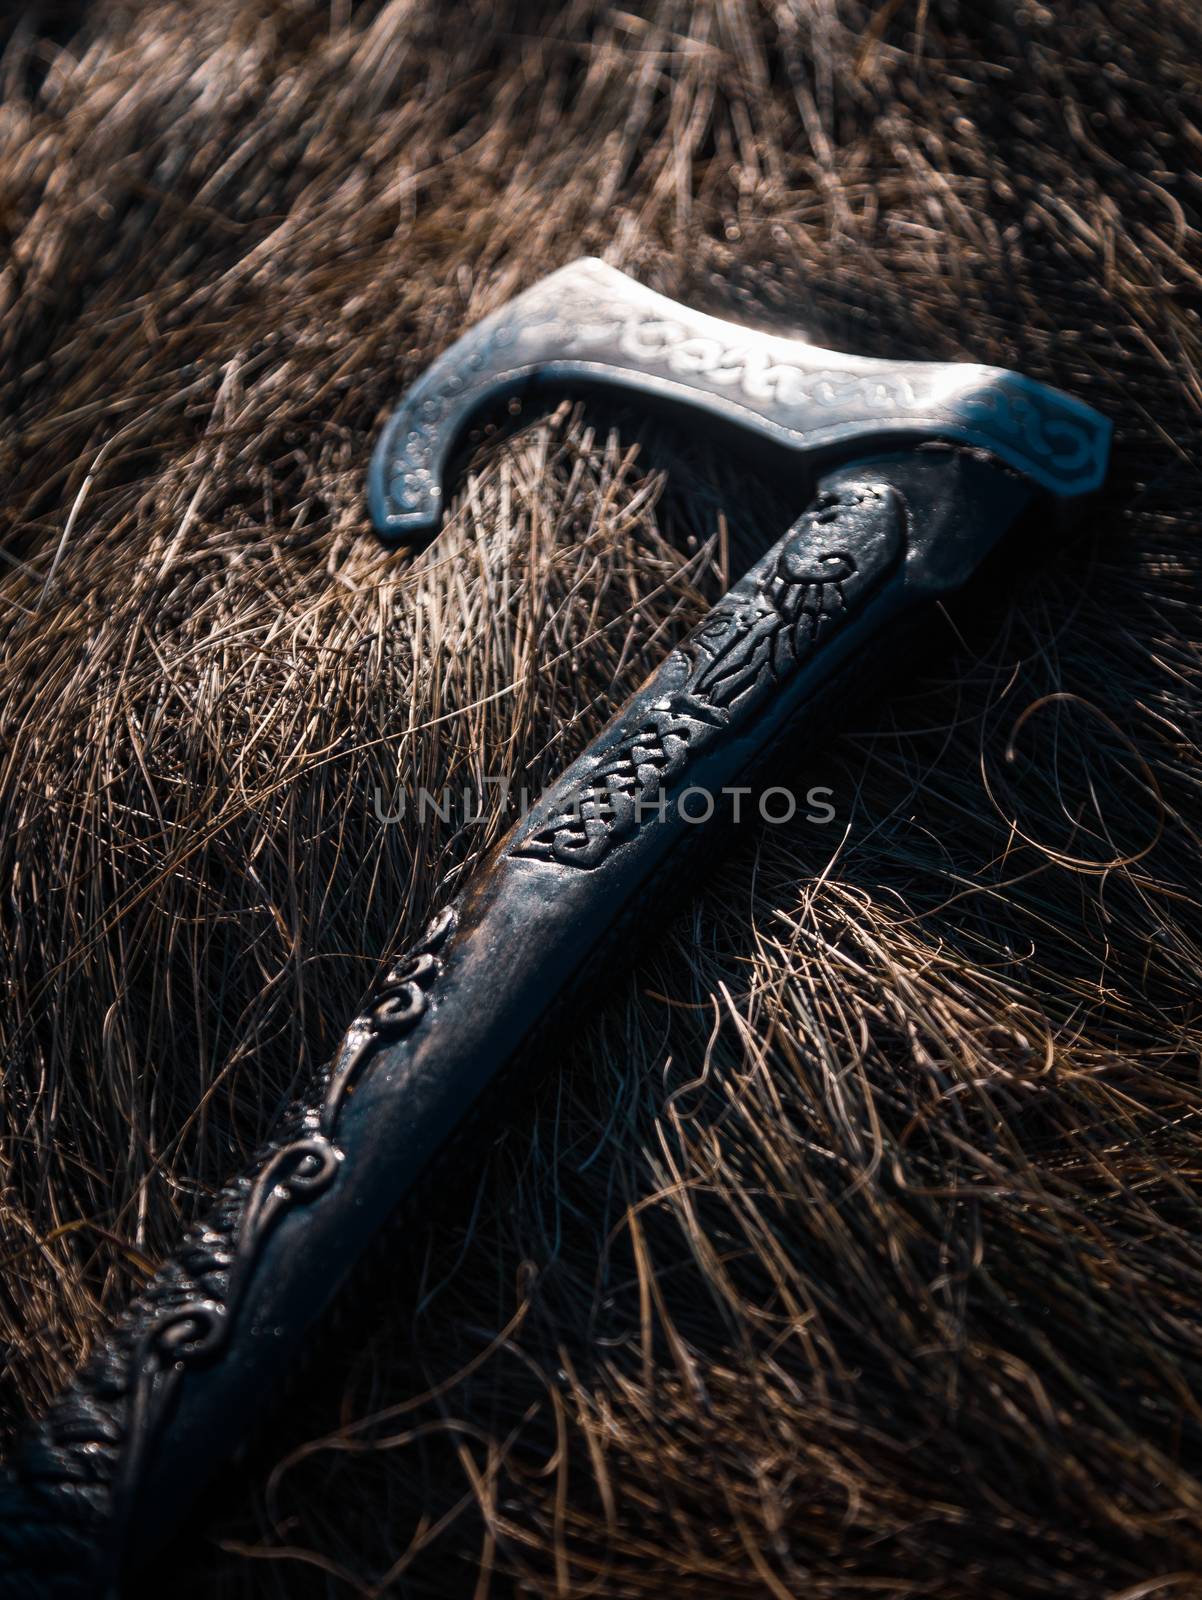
[{"left": 0, "top": 447, "right": 1040, "bottom": 1595}]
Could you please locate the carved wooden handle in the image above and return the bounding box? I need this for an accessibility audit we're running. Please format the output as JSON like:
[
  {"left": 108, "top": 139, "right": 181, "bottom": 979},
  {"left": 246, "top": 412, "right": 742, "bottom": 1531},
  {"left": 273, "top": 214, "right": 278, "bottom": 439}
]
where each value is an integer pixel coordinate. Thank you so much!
[{"left": 0, "top": 448, "right": 1040, "bottom": 1595}]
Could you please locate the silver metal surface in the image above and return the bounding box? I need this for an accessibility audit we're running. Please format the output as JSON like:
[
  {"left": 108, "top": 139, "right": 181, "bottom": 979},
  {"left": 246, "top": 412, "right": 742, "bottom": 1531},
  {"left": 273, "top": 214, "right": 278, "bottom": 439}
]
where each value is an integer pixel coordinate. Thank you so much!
[{"left": 368, "top": 257, "right": 1111, "bottom": 540}]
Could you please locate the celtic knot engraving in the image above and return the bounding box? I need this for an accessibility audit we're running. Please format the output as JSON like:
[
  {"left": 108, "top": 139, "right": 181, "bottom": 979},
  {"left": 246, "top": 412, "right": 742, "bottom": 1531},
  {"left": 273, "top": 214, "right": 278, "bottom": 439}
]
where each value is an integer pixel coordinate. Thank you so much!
[
  {"left": 511, "top": 484, "right": 900, "bottom": 871},
  {"left": 520, "top": 279, "right": 925, "bottom": 417}
]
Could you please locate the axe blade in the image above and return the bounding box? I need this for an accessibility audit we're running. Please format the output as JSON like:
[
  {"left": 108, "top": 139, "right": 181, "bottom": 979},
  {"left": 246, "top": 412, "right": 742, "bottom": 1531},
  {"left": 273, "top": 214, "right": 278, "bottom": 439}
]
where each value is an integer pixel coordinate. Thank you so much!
[{"left": 368, "top": 256, "right": 1109, "bottom": 543}]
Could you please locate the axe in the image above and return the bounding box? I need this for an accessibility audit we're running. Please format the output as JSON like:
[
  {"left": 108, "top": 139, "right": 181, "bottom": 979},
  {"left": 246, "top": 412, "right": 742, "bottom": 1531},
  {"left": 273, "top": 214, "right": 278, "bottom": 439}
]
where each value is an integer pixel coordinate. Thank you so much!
[{"left": 0, "top": 259, "right": 1110, "bottom": 1593}]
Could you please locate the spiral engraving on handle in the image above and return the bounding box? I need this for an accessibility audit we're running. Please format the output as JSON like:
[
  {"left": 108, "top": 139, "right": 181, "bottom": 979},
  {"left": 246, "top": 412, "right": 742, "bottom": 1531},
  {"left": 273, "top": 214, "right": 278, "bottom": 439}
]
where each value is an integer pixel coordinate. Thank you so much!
[{"left": 2, "top": 904, "right": 458, "bottom": 1587}]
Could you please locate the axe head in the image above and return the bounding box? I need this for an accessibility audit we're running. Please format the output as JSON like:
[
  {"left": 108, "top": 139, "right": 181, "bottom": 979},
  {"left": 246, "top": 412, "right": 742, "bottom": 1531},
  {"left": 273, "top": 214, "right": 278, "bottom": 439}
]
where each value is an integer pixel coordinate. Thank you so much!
[{"left": 368, "top": 257, "right": 1110, "bottom": 544}]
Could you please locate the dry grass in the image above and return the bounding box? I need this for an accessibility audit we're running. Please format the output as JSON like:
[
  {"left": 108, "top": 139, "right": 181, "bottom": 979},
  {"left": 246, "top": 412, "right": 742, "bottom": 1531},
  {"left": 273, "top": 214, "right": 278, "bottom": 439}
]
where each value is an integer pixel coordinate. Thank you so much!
[{"left": 3, "top": 0, "right": 1202, "bottom": 1594}]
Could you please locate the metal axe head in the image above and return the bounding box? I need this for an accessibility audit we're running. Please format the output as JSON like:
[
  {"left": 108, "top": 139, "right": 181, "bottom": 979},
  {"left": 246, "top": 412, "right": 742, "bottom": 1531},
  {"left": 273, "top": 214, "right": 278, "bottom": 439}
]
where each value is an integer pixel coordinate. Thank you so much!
[{"left": 368, "top": 257, "right": 1110, "bottom": 544}]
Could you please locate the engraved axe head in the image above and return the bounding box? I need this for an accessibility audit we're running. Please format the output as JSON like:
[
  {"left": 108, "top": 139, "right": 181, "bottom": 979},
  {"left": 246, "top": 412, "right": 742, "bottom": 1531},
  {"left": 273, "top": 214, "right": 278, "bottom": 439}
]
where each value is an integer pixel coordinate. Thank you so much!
[{"left": 368, "top": 257, "right": 1110, "bottom": 543}]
